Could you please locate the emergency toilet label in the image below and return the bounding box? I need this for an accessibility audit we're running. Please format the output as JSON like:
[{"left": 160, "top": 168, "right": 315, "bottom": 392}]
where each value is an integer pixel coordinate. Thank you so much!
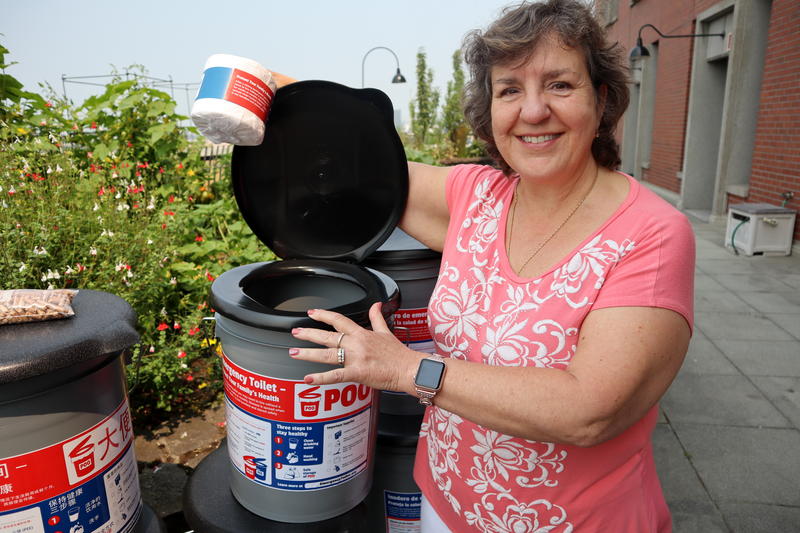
[
  {"left": 223, "top": 353, "right": 373, "bottom": 491},
  {"left": 393, "top": 307, "right": 434, "bottom": 354},
  {"left": 384, "top": 491, "right": 422, "bottom": 533},
  {"left": 0, "top": 400, "right": 141, "bottom": 533}
]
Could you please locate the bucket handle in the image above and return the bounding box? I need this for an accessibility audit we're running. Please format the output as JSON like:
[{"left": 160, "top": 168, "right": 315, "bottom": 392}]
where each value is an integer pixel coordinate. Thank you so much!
[{"left": 393, "top": 325, "right": 412, "bottom": 346}]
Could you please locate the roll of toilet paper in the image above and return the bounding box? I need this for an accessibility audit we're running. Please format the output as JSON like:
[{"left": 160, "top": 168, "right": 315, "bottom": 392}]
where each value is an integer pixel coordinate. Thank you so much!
[{"left": 191, "top": 54, "right": 277, "bottom": 146}]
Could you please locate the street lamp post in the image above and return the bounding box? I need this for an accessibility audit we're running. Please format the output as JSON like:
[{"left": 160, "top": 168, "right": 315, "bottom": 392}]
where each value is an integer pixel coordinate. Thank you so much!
[
  {"left": 630, "top": 23, "right": 725, "bottom": 61},
  {"left": 361, "top": 46, "right": 407, "bottom": 88}
]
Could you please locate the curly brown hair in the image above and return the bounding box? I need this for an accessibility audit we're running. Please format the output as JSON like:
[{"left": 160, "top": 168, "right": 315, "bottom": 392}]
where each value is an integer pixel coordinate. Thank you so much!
[{"left": 462, "top": 0, "right": 630, "bottom": 175}]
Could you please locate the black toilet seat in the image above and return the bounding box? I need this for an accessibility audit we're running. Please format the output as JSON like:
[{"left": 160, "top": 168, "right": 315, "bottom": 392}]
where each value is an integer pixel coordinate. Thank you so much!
[{"left": 211, "top": 260, "right": 400, "bottom": 331}]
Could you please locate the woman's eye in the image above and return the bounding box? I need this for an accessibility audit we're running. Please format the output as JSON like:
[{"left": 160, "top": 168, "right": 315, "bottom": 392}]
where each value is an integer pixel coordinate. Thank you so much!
[
  {"left": 497, "top": 87, "right": 520, "bottom": 97},
  {"left": 550, "top": 82, "right": 572, "bottom": 92}
]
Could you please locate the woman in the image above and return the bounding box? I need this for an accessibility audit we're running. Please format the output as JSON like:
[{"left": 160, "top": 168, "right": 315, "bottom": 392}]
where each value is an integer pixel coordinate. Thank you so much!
[{"left": 289, "top": 0, "right": 694, "bottom": 530}]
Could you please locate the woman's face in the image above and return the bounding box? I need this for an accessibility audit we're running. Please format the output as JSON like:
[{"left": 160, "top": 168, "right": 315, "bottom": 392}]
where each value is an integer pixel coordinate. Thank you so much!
[{"left": 490, "top": 36, "right": 602, "bottom": 182}]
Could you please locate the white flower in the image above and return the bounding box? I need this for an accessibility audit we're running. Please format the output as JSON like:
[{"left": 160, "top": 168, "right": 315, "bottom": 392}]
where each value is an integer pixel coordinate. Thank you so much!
[
  {"left": 93, "top": 203, "right": 100, "bottom": 211},
  {"left": 100, "top": 229, "right": 115, "bottom": 238},
  {"left": 112, "top": 172, "right": 119, "bottom": 178},
  {"left": 1, "top": 200, "right": 6, "bottom": 208},
  {"left": 89, "top": 246, "right": 98, "bottom": 256},
  {"left": 169, "top": 277, "right": 177, "bottom": 285},
  {"left": 18, "top": 263, "right": 26, "bottom": 272},
  {"left": 147, "top": 239, "right": 154, "bottom": 245},
  {"left": 115, "top": 191, "right": 122, "bottom": 199},
  {"left": 160, "top": 307, "right": 168, "bottom": 316},
  {"left": 147, "top": 200, "right": 155, "bottom": 210},
  {"left": 65, "top": 266, "right": 75, "bottom": 275},
  {"left": 149, "top": 345, "right": 155, "bottom": 353},
  {"left": 56, "top": 164, "right": 63, "bottom": 172},
  {"left": 116, "top": 203, "right": 130, "bottom": 211},
  {"left": 33, "top": 246, "right": 48, "bottom": 256},
  {"left": 40, "top": 269, "right": 61, "bottom": 281}
]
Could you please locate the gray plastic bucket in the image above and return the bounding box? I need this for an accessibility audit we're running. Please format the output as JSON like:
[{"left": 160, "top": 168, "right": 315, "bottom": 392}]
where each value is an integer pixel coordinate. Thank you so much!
[
  {"left": 0, "top": 290, "right": 153, "bottom": 533},
  {"left": 365, "top": 414, "right": 424, "bottom": 531},
  {"left": 210, "top": 261, "right": 400, "bottom": 523}
]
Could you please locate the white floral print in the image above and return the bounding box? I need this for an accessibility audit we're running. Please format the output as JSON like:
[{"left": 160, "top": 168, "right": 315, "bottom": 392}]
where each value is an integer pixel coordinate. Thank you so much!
[{"left": 423, "top": 173, "right": 638, "bottom": 531}]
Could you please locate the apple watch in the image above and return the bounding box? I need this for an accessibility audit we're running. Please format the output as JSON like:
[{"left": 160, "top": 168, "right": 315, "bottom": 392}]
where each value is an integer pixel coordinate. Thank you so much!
[{"left": 414, "top": 354, "right": 447, "bottom": 406}]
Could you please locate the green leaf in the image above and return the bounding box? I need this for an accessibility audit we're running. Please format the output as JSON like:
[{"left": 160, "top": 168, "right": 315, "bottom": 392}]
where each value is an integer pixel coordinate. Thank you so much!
[{"left": 93, "top": 142, "right": 110, "bottom": 161}]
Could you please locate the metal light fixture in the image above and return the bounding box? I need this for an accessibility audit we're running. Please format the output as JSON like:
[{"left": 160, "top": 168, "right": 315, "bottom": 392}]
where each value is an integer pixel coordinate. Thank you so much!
[
  {"left": 630, "top": 23, "right": 725, "bottom": 61},
  {"left": 361, "top": 46, "right": 407, "bottom": 88}
]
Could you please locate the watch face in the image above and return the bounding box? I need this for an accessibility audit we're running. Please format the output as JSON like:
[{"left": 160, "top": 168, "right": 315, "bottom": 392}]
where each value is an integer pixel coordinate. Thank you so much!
[{"left": 416, "top": 358, "right": 445, "bottom": 389}]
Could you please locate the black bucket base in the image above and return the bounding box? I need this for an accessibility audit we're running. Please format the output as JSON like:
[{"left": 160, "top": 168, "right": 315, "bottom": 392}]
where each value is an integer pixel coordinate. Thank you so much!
[
  {"left": 183, "top": 442, "right": 369, "bottom": 532},
  {"left": 134, "top": 503, "right": 167, "bottom": 533}
]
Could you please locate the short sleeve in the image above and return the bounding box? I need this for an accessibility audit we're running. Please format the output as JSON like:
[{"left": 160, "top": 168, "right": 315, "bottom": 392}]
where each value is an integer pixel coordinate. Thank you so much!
[{"left": 592, "top": 211, "right": 695, "bottom": 332}]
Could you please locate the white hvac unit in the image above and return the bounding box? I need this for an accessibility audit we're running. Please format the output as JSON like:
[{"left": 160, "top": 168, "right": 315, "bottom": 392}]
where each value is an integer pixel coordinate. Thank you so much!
[{"left": 725, "top": 203, "right": 797, "bottom": 256}]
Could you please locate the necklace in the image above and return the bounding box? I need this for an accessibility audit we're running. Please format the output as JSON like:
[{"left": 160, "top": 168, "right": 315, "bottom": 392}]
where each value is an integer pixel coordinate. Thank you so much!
[{"left": 507, "top": 166, "right": 599, "bottom": 275}]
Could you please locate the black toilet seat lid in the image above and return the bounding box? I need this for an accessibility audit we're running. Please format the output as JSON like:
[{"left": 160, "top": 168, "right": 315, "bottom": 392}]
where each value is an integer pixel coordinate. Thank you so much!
[{"left": 231, "top": 80, "right": 409, "bottom": 264}]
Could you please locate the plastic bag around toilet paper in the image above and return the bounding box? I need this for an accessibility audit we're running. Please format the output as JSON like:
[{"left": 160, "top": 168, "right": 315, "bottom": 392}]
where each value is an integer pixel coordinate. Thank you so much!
[{"left": 191, "top": 54, "right": 277, "bottom": 146}]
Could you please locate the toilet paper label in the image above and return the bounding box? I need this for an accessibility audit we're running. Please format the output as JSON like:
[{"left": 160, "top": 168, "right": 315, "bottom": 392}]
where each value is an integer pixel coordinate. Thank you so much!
[
  {"left": 223, "top": 354, "right": 373, "bottom": 491},
  {"left": 393, "top": 307, "right": 435, "bottom": 354},
  {"left": 196, "top": 66, "right": 274, "bottom": 120},
  {"left": 0, "top": 400, "right": 142, "bottom": 533}
]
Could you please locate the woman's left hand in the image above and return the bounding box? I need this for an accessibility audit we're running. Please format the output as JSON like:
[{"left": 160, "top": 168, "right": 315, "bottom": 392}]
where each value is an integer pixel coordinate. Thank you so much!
[{"left": 289, "top": 302, "right": 421, "bottom": 391}]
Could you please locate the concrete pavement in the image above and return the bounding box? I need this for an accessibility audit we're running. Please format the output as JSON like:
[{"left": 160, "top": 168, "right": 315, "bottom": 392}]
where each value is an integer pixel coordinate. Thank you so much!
[{"left": 654, "top": 217, "right": 800, "bottom": 533}]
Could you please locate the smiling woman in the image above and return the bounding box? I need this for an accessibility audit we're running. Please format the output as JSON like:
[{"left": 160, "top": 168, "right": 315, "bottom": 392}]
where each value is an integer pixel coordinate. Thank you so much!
[{"left": 286, "top": 1, "right": 695, "bottom": 531}]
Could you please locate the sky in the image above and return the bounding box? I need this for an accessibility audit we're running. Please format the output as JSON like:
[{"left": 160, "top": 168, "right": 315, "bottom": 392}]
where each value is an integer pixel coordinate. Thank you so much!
[{"left": 4, "top": 0, "right": 524, "bottom": 126}]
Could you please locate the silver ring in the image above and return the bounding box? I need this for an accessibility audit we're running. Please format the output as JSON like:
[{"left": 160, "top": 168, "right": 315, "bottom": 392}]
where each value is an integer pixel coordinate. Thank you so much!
[
  {"left": 336, "top": 332, "right": 345, "bottom": 349},
  {"left": 336, "top": 347, "right": 345, "bottom": 365}
]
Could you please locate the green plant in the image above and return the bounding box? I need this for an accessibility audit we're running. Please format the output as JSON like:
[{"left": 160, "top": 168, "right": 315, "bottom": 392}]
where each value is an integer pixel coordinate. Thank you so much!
[{"left": 1, "top": 47, "right": 269, "bottom": 428}]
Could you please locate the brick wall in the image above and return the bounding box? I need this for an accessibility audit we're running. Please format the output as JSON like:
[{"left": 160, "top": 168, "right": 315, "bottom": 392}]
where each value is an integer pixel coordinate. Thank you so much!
[
  {"left": 601, "top": 0, "right": 800, "bottom": 242},
  {"left": 744, "top": 0, "right": 800, "bottom": 242}
]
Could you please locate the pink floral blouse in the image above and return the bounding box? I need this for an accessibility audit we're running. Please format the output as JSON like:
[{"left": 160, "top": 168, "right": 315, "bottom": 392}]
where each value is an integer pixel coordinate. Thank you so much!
[{"left": 413, "top": 164, "right": 695, "bottom": 532}]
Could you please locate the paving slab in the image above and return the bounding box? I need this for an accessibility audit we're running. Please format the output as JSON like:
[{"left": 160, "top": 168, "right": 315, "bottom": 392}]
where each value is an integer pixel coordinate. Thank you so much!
[
  {"left": 711, "top": 273, "right": 797, "bottom": 293},
  {"left": 662, "top": 374, "right": 791, "bottom": 427},
  {"left": 696, "top": 259, "right": 761, "bottom": 275},
  {"left": 751, "top": 376, "right": 800, "bottom": 429},
  {"left": 693, "top": 273, "right": 728, "bottom": 292},
  {"left": 714, "top": 339, "right": 800, "bottom": 377},
  {"left": 672, "top": 424, "right": 800, "bottom": 507},
  {"left": 695, "top": 312, "right": 794, "bottom": 341},
  {"left": 735, "top": 292, "right": 800, "bottom": 314},
  {"left": 652, "top": 424, "right": 728, "bottom": 533},
  {"left": 694, "top": 290, "right": 757, "bottom": 314},
  {"left": 717, "top": 502, "right": 800, "bottom": 533},
  {"left": 680, "top": 332, "right": 741, "bottom": 376},
  {"left": 766, "top": 313, "right": 800, "bottom": 340}
]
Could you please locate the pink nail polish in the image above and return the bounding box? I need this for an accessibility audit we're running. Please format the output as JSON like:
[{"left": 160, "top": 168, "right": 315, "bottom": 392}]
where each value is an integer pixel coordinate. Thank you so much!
[
  {"left": 288, "top": 348, "right": 299, "bottom": 356},
  {"left": 291, "top": 328, "right": 302, "bottom": 335},
  {"left": 307, "top": 309, "right": 317, "bottom": 316},
  {"left": 304, "top": 376, "right": 314, "bottom": 384}
]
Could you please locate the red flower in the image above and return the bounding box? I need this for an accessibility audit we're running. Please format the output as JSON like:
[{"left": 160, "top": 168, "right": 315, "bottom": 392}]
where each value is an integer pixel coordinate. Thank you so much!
[
  {"left": 45, "top": 101, "right": 53, "bottom": 108},
  {"left": 157, "top": 323, "right": 169, "bottom": 331},
  {"left": 90, "top": 121, "right": 97, "bottom": 129},
  {"left": 177, "top": 351, "right": 187, "bottom": 359},
  {"left": 186, "top": 374, "right": 195, "bottom": 382},
  {"left": 98, "top": 187, "right": 105, "bottom": 196},
  {"left": 163, "top": 210, "right": 175, "bottom": 216},
  {"left": 161, "top": 223, "right": 167, "bottom": 230},
  {"left": 177, "top": 163, "right": 184, "bottom": 169},
  {"left": 127, "top": 141, "right": 133, "bottom": 148},
  {"left": 173, "top": 322, "right": 181, "bottom": 330},
  {"left": 188, "top": 327, "right": 200, "bottom": 336},
  {"left": 159, "top": 167, "right": 165, "bottom": 174},
  {"left": 168, "top": 194, "right": 175, "bottom": 204},
  {"left": 195, "top": 235, "right": 203, "bottom": 242},
  {"left": 205, "top": 271, "right": 215, "bottom": 282}
]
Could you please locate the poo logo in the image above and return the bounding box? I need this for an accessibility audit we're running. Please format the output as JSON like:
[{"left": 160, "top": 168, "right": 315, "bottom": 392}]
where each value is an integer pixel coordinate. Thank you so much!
[{"left": 294, "top": 383, "right": 372, "bottom": 421}]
